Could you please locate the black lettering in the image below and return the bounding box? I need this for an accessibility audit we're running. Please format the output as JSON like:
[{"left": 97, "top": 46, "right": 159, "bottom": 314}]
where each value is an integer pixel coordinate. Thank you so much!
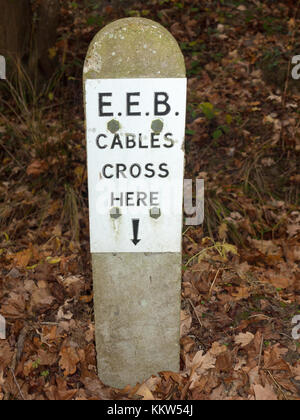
[
  {"left": 111, "top": 192, "right": 123, "bottom": 206},
  {"left": 111, "top": 134, "right": 123, "bottom": 149},
  {"left": 116, "top": 164, "right": 127, "bottom": 179},
  {"left": 127, "top": 92, "right": 141, "bottom": 116},
  {"left": 164, "top": 133, "right": 174, "bottom": 148},
  {"left": 145, "top": 163, "right": 155, "bottom": 178},
  {"left": 154, "top": 92, "right": 171, "bottom": 116},
  {"left": 151, "top": 133, "right": 160, "bottom": 148},
  {"left": 126, "top": 192, "right": 135, "bottom": 206},
  {"left": 158, "top": 163, "right": 169, "bottom": 178},
  {"left": 130, "top": 164, "right": 141, "bottom": 178},
  {"left": 150, "top": 192, "right": 159, "bottom": 206},
  {"left": 138, "top": 133, "right": 148, "bottom": 149},
  {"left": 96, "top": 134, "right": 107, "bottom": 149},
  {"left": 126, "top": 134, "right": 136, "bottom": 149},
  {"left": 137, "top": 192, "right": 147, "bottom": 206},
  {"left": 99, "top": 93, "right": 113, "bottom": 117},
  {"left": 103, "top": 164, "right": 113, "bottom": 179}
]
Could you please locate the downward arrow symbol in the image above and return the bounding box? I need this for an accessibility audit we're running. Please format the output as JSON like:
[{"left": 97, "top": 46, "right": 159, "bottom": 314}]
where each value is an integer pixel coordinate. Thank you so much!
[{"left": 131, "top": 219, "right": 141, "bottom": 246}]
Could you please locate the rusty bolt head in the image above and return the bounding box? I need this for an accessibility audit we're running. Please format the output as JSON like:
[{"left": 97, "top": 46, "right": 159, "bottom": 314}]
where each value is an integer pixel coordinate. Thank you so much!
[
  {"left": 110, "top": 207, "right": 121, "bottom": 219},
  {"left": 150, "top": 207, "right": 161, "bottom": 219}
]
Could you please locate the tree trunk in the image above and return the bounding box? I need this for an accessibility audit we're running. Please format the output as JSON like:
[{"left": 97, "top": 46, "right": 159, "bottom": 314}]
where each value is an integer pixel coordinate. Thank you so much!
[
  {"left": 31, "top": 0, "right": 61, "bottom": 80},
  {"left": 0, "top": 0, "right": 60, "bottom": 84},
  {"left": 0, "top": 0, "right": 31, "bottom": 61}
]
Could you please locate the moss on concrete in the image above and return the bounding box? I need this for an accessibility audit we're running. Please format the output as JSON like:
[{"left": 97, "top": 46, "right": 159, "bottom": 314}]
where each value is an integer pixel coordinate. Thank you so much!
[{"left": 83, "top": 18, "right": 186, "bottom": 79}]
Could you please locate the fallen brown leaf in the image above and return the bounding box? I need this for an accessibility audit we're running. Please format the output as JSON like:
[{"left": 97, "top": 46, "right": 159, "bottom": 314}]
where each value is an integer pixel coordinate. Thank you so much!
[
  {"left": 59, "top": 347, "right": 80, "bottom": 376},
  {"left": 235, "top": 332, "right": 255, "bottom": 348},
  {"left": 26, "top": 160, "right": 49, "bottom": 177},
  {"left": 253, "top": 384, "right": 277, "bottom": 401}
]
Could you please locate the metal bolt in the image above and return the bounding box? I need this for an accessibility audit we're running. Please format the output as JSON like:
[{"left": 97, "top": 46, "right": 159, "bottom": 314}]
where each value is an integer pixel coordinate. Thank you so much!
[
  {"left": 107, "top": 119, "right": 120, "bottom": 133},
  {"left": 110, "top": 207, "right": 121, "bottom": 219},
  {"left": 150, "top": 207, "right": 161, "bottom": 219},
  {"left": 151, "top": 119, "right": 164, "bottom": 134}
]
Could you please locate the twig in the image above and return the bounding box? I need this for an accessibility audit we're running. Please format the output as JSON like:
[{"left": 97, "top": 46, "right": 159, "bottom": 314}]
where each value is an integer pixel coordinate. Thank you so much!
[
  {"left": 258, "top": 334, "right": 264, "bottom": 371},
  {"left": 279, "top": 332, "right": 295, "bottom": 342},
  {"left": 208, "top": 268, "right": 221, "bottom": 299},
  {"left": 184, "top": 245, "right": 215, "bottom": 267},
  {"left": 10, "top": 325, "right": 28, "bottom": 371},
  {"left": 0, "top": 140, "right": 25, "bottom": 170},
  {"left": 266, "top": 370, "right": 287, "bottom": 401},
  {"left": 10, "top": 369, "right": 26, "bottom": 401},
  {"left": 180, "top": 379, "right": 191, "bottom": 400},
  {"left": 188, "top": 299, "right": 203, "bottom": 328}
]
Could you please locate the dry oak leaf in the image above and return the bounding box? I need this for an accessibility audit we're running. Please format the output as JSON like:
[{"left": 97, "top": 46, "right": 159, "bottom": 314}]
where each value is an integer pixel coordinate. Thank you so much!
[
  {"left": 188, "top": 350, "right": 216, "bottom": 372},
  {"left": 42, "top": 325, "right": 58, "bottom": 343},
  {"left": 234, "top": 356, "right": 247, "bottom": 372},
  {"left": 0, "top": 342, "right": 13, "bottom": 369},
  {"left": 216, "top": 351, "right": 232, "bottom": 373},
  {"left": 266, "top": 273, "right": 293, "bottom": 290},
  {"left": 191, "top": 371, "right": 219, "bottom": 396},
  {"left": 26, "top": 159, "right": 49, "bottom": 177},
  {"left": 59, "top": 346, "right": 80, "bottom": 376},
  {"left": 235, "top": 332, "right": 255, "bottom": 348},
  {"left": 249, "top": 239, "right": 282, "bottom": 257},
  {"left": 145, "top": 376, "right": 161, "bottom": 392},
  {"left": 46, "top": 376, "right": 77, "bottom": 400},
  {"left": 0, "top": 292, "right": 26, "bottom": 319},
  {"left": 29, "top": 288, "right": 55, "bottom": 314},
  {"left": 85, "top": 324, "right": 95, "bottom": 343},
  {"left": 63, "top": 276, "right": 85, "bottom": 298},
  {"left": 14, "top": 248, "right": 32, "bottom": 268},
  {"left": 37, "top": 349, "right": 57, "bottom": 366},
  {"left": 23, "top": 360, "right": 34, "bottom": 377},
  {"left": 81, "top": 377, "right": 113, "bottom": 400},
  {"left": 210, "top": 383, "right": 228, "bottom": 400},
  {"left": 253, "top": 384, "right": 277, "bottom": 401},
  {"left": 264, "top": 346, "right": 290, "bottom": 372},
  {"left": 287, "top": 224, "right": 300, "bottom": 238},
  {"left": 232, "top": 286, "right": 250, "bottom": 301},
  {"left": 292, "top": 362, "right": 300, "bottom": 379},
  {"left": 188, "top": 350, "right": 216, "bottom": 389},
  {"left": 248, "top": 367, "right": 261, "bottom": 386},
  {"left": 235, "top": 261, "right": 251, "bottom": 280},
  {"left": 180, "top": 309, "right": 192, "bottom": 338},
  {"left": 210, "top": 342, "right": 227, "bottom": 356},
  {"left": 136, "top": 383, "right": 155, "bottom": 400}
]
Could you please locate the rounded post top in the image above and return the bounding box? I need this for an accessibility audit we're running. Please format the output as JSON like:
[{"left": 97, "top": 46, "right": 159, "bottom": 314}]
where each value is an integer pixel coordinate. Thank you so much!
[{"left": 83, "top": 18, "right": 186, "bottom": 80}]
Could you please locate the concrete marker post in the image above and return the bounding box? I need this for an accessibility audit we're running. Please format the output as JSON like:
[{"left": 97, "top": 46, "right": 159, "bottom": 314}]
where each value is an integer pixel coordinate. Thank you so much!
[{"left": 83, "top": 18, "right": 186, "bottom": 388}]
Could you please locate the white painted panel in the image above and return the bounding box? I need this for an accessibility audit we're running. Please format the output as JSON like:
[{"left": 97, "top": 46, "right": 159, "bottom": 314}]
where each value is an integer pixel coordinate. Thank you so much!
[{"left": 85, "top": 78, "right": 186, "bottom": 253}]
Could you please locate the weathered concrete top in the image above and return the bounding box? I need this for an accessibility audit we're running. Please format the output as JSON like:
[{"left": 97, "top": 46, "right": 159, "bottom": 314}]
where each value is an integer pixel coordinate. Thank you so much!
[{"left": 83, "top": 18, "right": 186, "bottom": 79}]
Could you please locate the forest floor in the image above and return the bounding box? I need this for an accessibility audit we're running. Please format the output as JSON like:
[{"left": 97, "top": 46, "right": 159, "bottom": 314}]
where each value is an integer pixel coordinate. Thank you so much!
[{"left": 0, "top": 0, "right": 299, "bottom": 400}]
